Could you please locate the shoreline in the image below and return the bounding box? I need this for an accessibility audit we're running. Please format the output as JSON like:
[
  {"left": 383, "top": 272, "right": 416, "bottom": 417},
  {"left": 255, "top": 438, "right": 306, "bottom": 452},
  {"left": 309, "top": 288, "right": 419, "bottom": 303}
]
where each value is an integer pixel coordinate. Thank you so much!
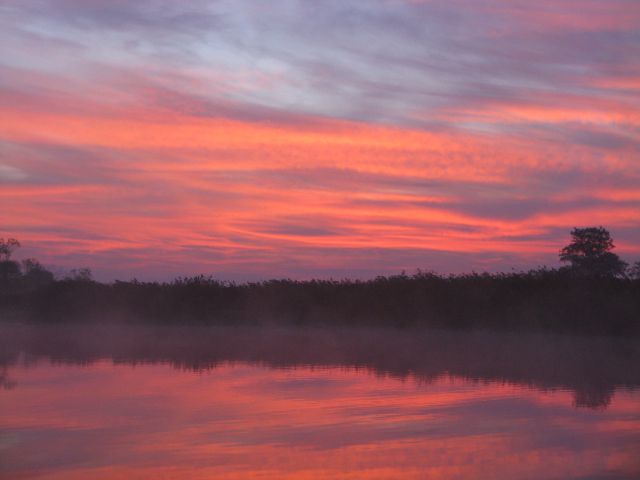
[
  {"left": 2, "top": 322, "right": 639, "bottom": 410},
  {"left": 2, "top": 270, "right": 639, "bottom": 336}
]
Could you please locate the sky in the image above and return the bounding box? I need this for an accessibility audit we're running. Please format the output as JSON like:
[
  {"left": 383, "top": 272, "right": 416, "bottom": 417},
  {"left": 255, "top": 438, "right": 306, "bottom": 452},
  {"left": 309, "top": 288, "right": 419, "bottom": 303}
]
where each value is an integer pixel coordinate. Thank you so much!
[{"left": 1, "top": 0, "right": 639, "bottom": 281}]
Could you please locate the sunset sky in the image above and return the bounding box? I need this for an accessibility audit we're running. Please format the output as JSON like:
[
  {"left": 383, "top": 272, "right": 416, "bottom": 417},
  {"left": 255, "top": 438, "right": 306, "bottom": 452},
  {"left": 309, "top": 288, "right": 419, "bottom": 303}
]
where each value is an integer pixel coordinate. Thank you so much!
[{"left": 2, "top": 0, "right": 639, "bottom": 281}]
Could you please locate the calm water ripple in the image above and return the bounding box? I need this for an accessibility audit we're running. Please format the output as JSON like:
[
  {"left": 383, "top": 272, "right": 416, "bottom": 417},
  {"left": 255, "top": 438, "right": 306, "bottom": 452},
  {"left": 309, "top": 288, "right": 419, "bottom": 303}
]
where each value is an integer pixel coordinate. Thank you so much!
[{"left": 1, "top": 324, "right": 639, "bottom": 479}]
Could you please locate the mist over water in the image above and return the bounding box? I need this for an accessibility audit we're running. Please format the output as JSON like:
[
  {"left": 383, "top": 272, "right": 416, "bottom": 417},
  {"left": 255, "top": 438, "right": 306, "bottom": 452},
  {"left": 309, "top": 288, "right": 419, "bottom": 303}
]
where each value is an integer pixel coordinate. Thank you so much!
[{"left": 2, "top": 323, "right": 639, "bottom": 479}]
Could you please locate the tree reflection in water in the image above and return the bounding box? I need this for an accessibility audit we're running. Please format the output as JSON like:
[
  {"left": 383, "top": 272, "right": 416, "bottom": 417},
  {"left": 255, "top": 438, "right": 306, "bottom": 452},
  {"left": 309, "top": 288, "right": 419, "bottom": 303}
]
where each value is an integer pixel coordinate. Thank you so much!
[{"left": 2, "top": 323, "right": 638, "bottom": 409}]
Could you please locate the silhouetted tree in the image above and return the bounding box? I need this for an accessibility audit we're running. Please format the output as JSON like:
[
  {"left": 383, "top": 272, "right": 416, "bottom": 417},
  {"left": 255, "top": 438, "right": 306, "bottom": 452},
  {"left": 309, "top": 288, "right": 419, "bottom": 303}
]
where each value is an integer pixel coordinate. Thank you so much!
[
  {"left": 65, "top": 268, "right": 93, "bottom": 282},
  {"left": 628, "top": 261, "right": 640, "bottom": 280},
  {"left": 0, "top": 260, "right": 21, "bottom": 287},
  {"left": 0, "top": 238, "right": 20, "bottom": 261},
  {"left": 22, "top": 259, "right": 54, "bottom": 289},
  {"left": 0, "top": 238, "right": 21, "bottom": 287},
  {"left": 559, "top": 227, "right": 627, "bottom": 277}
]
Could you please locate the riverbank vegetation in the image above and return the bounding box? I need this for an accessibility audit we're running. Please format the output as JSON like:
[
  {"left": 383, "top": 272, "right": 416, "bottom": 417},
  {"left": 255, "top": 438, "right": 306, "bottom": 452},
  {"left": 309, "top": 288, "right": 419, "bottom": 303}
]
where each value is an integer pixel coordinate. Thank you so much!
[{"left": 1, "top": 229, "right": 639, "bottom": 335}]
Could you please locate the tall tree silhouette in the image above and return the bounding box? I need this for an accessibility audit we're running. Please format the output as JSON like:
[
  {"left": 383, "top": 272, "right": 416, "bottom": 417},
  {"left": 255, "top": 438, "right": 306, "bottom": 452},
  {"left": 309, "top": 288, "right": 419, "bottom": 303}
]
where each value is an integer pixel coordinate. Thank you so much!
[
  {"left": 559, "top": 227, "right": 627, "bottom": 277},
  {"left": 0, "top": 238, "right": 20, "bottom": 261},
  {"left": 0, "top": 238, "right": 21, "bottom": 286}
]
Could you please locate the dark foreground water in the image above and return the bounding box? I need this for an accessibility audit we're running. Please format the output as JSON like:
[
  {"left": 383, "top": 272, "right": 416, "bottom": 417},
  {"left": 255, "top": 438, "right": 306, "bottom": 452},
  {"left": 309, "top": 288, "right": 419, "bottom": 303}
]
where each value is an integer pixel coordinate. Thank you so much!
[{"left": 1, "top": 324, "right": 639, "bottom": 479}]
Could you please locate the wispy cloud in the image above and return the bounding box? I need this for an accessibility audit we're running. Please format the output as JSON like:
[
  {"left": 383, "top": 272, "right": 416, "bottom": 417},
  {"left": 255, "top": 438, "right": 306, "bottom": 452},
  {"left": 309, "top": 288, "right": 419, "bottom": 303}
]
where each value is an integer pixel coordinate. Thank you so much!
[{"left": 1, "top": 0, "right": 639, "bottom": 279}]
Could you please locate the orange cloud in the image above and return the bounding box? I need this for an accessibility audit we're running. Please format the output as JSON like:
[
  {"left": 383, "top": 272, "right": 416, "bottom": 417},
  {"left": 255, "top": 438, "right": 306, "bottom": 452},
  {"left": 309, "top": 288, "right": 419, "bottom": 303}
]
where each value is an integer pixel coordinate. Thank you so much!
[{"left": 2, "top": 68, "right": 639, "bottom": 279}]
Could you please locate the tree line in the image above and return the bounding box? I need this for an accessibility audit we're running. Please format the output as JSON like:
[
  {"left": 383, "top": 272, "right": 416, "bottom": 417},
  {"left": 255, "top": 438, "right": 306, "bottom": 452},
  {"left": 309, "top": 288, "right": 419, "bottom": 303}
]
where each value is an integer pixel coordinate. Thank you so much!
[{"left": 1, "top": 228, "right": 639, "bottom": 335}]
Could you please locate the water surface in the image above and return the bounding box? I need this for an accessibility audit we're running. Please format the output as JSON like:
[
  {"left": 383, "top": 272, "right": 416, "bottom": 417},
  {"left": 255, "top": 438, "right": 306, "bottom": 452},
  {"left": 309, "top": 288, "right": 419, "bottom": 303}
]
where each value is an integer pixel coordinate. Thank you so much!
[{"left": 2, "top": 324, "right": 639, "bottom": 479}]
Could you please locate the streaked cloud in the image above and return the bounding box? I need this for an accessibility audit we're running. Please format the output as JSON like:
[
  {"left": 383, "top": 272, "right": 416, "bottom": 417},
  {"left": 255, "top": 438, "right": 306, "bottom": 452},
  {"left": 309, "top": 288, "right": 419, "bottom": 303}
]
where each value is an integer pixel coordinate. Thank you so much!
[{"left": 1, "top": 0, "right": 639, "bottom": 279}]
